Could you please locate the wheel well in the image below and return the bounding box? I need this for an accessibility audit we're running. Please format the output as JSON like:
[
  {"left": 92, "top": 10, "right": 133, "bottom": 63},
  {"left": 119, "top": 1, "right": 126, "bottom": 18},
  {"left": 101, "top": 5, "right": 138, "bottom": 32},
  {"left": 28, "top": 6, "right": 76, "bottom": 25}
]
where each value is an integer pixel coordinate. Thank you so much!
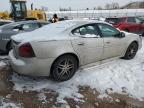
[
  {"left": 132, "top": 41, "right": 138, "bottom": 47},
  {"left": 50, "top": 53, "right": 79, "bottom": 76},
  {"left": 6, "top": 41, "right": 11, "bottom": 50}
]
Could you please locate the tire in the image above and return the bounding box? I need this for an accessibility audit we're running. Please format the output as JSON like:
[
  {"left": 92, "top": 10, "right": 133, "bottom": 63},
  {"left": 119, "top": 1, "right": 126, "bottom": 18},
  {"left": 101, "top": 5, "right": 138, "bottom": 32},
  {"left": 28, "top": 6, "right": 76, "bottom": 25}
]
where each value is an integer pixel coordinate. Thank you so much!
[
  {"left": 123, "top": 42, "right": 138, "bottom": 60},
  {"left": 51, "top": 55, "right": 78, "bottom": 81}
]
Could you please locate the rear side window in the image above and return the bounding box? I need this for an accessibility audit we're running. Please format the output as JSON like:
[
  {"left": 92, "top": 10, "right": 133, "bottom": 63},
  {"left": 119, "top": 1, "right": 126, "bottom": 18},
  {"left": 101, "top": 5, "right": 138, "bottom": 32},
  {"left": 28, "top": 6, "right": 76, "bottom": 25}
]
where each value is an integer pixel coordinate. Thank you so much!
[
  {"left": 106, "top": 18, "right": 119, "bottom": 25},
  {"left": 72, "top": 24, "right": 99, "bottom": 36},
  {"left": 106, "top": 18, "right": 121, "bottom": 25},
  {"left": 127, "top": 17, "right": 136, "bottom": 23},
  {"left": 106, "top": 18, "right": 125, "bottom": 25}
]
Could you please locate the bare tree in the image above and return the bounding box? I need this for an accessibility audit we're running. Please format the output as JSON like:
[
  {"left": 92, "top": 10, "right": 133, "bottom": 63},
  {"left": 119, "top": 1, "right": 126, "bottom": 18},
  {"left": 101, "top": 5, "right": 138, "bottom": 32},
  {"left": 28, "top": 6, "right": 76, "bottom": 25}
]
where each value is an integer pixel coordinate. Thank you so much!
[
  {"left": 97, "top": 6, "right": 103, "bottom": 10},
  {"left": 105, "top": 3, "right": 111, "bottom": 10},
  {"left": 111, "top": 2, "right": 119, "bottom": 9}
]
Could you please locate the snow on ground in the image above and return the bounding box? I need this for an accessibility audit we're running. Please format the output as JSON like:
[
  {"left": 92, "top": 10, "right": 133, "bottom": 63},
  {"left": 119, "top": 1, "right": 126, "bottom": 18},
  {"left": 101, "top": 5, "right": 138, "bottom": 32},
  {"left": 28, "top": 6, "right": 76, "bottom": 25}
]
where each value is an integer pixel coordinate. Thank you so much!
[
  {"left": 0, "top": 62, "right": 6, "bottom": 67},
  {"left": 0, "top": 97, "right": 20, "bottom": 108},
  {"left": 0, "top": 56, "right": 8, "bottom": 68},
  {"left": 11, "top": 39, "right": 144, "bottom": 104}
]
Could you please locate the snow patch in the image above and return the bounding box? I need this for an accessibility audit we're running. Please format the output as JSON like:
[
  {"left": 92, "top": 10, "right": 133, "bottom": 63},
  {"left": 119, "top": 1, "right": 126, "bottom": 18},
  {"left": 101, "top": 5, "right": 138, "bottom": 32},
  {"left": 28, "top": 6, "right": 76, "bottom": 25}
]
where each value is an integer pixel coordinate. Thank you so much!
[
  {"left": 0, "top": 61, "right": 6, "bottom": 67},
  {"left": 11, "top": 20, "right": 77, "bottom": 43},
  {"left": 0, "top": 56, "right": 8, "bottom": 59},
  {"left": 37, "top": 93, "right": 47, "bottom": 102},
  {"left": 0, "top": 98, "right": 20, "bottom": 108},
  {"left": 9, "top": 50, "right": 25, "bottom": 66}
]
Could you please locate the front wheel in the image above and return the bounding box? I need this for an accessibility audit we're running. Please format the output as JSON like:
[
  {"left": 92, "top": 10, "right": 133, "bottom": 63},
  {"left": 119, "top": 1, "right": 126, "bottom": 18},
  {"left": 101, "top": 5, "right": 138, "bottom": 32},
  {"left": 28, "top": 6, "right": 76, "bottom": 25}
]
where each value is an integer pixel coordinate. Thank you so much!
[
  {"left": 123, "top": 42, "right": 138, "bottom": 60},
  {"left": 51, "top": 55, "right": 78, "bottom": 81}
]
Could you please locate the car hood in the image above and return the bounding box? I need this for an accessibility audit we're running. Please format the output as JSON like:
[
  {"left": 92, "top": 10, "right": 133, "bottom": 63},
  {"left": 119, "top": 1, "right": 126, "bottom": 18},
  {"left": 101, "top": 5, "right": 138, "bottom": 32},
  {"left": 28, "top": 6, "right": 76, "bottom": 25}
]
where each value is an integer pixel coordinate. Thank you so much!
[
  {"left": 11, "top": 21, "right": 76, "bottom": 43},
  {"left": 122, "top": 31, "right": 139, "bottom": 37}
]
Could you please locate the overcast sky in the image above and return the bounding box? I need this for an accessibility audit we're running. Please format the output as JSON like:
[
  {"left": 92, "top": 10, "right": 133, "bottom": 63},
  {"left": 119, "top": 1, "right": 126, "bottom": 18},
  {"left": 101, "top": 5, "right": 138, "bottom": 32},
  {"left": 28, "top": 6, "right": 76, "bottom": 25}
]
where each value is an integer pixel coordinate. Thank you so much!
[{"left": 0, "top": 0, "right": 141, "bottom": 11}]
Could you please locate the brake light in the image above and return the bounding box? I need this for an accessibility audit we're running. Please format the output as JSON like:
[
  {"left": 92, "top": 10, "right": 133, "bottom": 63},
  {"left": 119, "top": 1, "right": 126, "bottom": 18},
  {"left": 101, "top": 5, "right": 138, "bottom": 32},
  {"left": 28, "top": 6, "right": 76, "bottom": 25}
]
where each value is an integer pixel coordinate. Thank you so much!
[{"left": 19, "top": 43, "right": 35, "bottom": 58}]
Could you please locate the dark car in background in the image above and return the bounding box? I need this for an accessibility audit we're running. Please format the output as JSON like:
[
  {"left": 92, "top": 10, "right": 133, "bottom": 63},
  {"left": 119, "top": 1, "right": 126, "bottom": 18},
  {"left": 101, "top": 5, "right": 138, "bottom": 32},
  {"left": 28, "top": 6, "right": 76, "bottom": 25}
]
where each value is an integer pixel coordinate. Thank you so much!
[
  {"left": 105, "top": 17, "right": 144, "bottom": 36},
  {"left": 0, "top": 20, "right": 13, "bottom": 26},
  {"left": 0, "top": 20, "right": 48, "bottom": 54}
]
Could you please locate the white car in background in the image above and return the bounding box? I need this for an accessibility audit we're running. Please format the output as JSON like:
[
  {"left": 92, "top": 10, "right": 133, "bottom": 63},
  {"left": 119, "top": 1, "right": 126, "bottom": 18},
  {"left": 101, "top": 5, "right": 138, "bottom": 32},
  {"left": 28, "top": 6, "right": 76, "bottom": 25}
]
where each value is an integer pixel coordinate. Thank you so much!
[{"left": 9, "top": 20, "right": 142, "bottom": 81}]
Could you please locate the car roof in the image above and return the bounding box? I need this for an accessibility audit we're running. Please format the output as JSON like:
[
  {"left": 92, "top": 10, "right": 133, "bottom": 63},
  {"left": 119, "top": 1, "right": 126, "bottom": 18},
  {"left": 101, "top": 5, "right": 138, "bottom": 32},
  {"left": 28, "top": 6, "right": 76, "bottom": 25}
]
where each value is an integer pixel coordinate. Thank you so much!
[
  {"left": 60, "top": 20, "right": 108, "bottom": 26},
  {"left": 0, "top": 20, "right": 49, "bottom": 29}
]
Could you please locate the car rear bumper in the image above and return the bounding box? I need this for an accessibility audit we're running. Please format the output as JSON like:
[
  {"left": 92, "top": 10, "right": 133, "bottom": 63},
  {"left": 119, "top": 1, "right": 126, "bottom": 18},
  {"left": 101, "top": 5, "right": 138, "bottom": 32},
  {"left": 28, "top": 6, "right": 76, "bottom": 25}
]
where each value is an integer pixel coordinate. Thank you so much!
[{"left": 9, "top": 50, "right": 55, "bottom": 77}]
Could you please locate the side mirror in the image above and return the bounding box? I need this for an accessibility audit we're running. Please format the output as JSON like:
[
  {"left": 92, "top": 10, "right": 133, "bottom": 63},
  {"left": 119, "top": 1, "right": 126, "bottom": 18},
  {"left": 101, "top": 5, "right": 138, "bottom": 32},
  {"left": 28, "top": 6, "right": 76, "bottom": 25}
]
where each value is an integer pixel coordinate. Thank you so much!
[
  {"left": 120, "top": 32, "right": 125, "bottom": 38},
  {"left": 114, "top": 32, "right": 125, "bottom": 38}
]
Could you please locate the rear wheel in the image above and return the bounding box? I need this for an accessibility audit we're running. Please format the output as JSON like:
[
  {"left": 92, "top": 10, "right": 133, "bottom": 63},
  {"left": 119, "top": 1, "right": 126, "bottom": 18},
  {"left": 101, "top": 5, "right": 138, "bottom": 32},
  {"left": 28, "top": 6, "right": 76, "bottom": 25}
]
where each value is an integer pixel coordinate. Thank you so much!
[
  {"left": 51, "top": 55, "right": 78, "bottom": 81},
  {"left": 123, "top": 42, "right": 138, "bottom": 60}
]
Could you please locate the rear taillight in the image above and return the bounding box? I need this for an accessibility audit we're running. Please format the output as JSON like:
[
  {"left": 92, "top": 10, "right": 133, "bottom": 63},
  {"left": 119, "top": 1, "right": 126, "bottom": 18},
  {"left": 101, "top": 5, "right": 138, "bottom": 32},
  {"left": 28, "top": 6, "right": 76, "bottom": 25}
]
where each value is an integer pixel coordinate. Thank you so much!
[{"left": 19, "top": 43, "right": 35, "bottom": 58}]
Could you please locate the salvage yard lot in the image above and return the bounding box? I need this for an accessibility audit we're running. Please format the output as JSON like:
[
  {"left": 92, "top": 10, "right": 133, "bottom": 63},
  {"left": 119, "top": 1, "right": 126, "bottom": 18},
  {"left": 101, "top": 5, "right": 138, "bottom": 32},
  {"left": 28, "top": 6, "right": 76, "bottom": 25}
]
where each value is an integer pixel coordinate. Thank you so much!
[{"left": 0, "top": 38, "right": 144, "bottom": 108}]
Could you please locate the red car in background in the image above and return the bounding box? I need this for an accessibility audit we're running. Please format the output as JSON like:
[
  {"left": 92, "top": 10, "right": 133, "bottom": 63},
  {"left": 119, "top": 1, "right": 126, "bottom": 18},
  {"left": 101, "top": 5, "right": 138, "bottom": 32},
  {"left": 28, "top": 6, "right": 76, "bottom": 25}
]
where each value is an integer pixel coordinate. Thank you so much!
[{"left": 105, "top": 17, "right": 144, "bottom": 36}]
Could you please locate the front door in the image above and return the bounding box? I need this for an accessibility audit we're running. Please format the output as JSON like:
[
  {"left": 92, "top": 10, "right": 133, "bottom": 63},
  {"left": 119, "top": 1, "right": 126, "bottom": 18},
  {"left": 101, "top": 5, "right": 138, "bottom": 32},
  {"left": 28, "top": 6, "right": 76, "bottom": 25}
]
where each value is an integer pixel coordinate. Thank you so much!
[
  {"left": 71, "top": 24, "right": 104, "bottom": 65},
  {"left": 97, "top": 23, "right": 126, "bottom": 60}
]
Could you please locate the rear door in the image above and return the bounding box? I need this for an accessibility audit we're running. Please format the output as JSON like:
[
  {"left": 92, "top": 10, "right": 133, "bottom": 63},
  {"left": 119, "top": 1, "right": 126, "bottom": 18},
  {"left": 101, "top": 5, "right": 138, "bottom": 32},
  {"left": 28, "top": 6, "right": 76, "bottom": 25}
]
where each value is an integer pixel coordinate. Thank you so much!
[
  {"left": 126, "top": 17, "right": 139, "bottom": 33},
  {"left": 97, "top": 23, "right": 126, "bottom": 60},
  {"left": 71, "top": 24, "right": 104, "bottom": 65}
]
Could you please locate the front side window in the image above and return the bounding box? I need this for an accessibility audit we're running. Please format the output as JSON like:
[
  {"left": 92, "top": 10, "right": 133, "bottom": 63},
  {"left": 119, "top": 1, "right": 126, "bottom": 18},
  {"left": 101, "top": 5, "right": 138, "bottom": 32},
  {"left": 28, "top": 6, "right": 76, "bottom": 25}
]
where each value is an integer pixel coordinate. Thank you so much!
[
  {"left": 97, "top": 23, "right": 120, "bottom": 37},
  {"left": 72, "top": 24, "right": 99, "bottom": 37}
]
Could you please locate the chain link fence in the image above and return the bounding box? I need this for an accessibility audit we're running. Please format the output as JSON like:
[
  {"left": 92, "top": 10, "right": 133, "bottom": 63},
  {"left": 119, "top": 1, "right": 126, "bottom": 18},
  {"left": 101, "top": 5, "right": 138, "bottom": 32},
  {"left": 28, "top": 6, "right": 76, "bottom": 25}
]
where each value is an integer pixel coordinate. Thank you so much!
[{"left": 46, "top": 9, "right": 144, "bottom": 20}]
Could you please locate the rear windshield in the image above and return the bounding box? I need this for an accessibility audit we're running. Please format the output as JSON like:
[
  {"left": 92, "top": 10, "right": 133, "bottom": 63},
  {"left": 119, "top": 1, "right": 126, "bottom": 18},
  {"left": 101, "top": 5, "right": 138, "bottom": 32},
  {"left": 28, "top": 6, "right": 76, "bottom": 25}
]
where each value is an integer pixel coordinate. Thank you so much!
[
  {"left": 0, "top": 22, "right": 11, "bottom": 26},
  {"left": 106, "top": 18, "right": 125, "bottom": 25},
  {"left": 0, "top": 22, "right": 20, "bottom": 30}
]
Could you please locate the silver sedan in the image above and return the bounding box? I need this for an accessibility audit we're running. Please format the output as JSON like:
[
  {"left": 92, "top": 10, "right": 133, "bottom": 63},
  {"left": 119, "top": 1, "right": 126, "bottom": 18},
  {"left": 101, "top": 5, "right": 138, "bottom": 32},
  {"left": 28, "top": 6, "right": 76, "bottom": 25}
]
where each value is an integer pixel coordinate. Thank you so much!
[{"left": 9, "top": 20, "right": 142, "bottom": 81}]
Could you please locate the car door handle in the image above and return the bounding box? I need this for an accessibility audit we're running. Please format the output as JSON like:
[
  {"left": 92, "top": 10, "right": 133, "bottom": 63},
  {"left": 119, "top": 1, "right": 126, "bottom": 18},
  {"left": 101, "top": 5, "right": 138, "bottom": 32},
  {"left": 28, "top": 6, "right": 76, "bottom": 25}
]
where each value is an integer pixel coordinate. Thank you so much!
[
  {"left": 77, "top": 42, "right": 84, "bottom": 45},
  {"left": 106, "top": 42, "right": 110, "bottom": 44}
]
